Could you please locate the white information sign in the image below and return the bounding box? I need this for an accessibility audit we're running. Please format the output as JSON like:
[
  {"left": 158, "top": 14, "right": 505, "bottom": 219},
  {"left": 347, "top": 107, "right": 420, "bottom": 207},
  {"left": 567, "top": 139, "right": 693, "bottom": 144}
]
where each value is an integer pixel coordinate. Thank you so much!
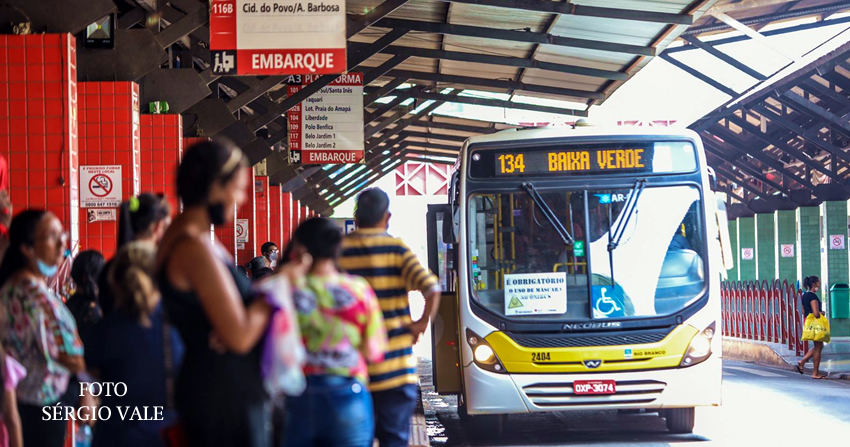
[
  {"left": 209, "top": 0, "right": 347, "bottom": 75},
  {"left": 830, "top": 234, "right": 845, "bottom": 250},
  {"left": 80, "top": 166, "right": 122, "bottom": 208},
  {"left": 236, "top": 219, "right": 249, "bottom": 243},
  {"left": 504, "top": 273, "right": 567, "bottom": 316},
  {"left": 86, "top": 209, "right": 117, "bottom": 223},
  {"left": 287, "top": 73, "right": 364, "bottom": 165},
  {"left": 780, "top": 244, "right": 795, "bottom": 258},
  {"left": 741, "top": 248, "right": 754, "bottom": 261}
]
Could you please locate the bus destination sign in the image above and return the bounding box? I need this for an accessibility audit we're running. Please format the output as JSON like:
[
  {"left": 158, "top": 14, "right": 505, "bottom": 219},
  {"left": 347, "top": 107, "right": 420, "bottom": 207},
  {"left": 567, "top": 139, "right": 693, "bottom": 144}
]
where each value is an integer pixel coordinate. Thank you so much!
[{"left": 495, "top": 147, "right": 654, "bottom": 176}]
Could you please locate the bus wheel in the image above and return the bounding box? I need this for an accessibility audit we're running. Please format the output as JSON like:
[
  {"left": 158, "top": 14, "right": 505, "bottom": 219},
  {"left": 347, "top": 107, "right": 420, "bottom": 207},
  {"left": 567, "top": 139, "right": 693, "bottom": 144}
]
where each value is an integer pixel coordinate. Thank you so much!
[{"left": 663, "top": 408, "right": 695, "bottom": 434}]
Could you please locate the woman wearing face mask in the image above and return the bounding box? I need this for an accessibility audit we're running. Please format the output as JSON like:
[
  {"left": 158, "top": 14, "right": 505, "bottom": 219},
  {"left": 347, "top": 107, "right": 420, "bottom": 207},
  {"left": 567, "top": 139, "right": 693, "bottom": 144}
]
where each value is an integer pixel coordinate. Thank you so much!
[
  {"left": 157, "top": 140, "right": 273, "bottom": 447},
  {"left": 99, "top": 193, "right": 172, "bottom": 316},
  {"left": 0, "top": 211, "right": 88, "bottom": 445},
  {"left": 261, "top": 242, "right": 279, "bottom": 268}
]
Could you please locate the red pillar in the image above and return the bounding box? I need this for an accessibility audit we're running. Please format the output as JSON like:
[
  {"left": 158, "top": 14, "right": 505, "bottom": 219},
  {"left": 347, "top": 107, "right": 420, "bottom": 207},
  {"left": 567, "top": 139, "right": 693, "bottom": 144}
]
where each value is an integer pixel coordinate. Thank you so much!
[
  {"left": 0, "top": 34, "right": 80, "bottom": 251},
  {"left": 254, "top": 176, "right": 270, "bottom": 253},
  {"left": 301, "top": 205, "right": 308, "bottom": 225},
  {"left": 140, "top": 114, "right": 183, "bottom": 217},
  {"left": 235, "top": 167, "right": 256, "bottom": 266},
  {"left": 213, "top": 203, "right": 237, "bottom": 260},
  {"left": 292, "top": 199, "right": 301, "bottom": 228},
  {"left": 77, "top": 81, "right": 140, "bottom": 258},
  {"left": 281, "top": 192, "right": 292, "bottom": 246},
  {"left": 268, "top": 185, "right": 283, "bottom": 249}
]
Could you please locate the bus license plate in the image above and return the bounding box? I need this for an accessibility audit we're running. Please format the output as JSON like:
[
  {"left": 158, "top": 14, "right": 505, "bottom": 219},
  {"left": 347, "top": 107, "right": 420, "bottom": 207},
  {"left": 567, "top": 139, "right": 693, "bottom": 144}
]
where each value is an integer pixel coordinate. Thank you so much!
[{"left": 573, "top": 380, "right": 616, "bottom": 395}]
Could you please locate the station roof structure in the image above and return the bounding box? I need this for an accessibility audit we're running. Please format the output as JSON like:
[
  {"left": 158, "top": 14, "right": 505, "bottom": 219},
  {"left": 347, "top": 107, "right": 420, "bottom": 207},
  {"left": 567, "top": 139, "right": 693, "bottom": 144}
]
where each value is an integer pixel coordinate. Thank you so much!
[
  {"left": 683, "top": 1, "right": 850, "bottom": 217},
  {"left": 12, "top": 0, "right": 850, "bottom": 214}
]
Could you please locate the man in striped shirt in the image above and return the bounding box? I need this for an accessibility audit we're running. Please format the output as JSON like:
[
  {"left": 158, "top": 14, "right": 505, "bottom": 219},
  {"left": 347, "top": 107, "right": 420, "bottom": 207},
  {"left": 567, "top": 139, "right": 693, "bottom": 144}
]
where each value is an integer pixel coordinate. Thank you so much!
[{"left": 339, "top": 188, "right": 441, "bottom": 447}]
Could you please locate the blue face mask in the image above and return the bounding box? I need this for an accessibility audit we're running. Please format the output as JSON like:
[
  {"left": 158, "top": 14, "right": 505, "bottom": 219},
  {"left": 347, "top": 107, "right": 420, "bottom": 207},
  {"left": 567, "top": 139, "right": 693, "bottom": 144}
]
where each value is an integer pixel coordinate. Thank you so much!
[{"left": 36, "top": 259, "right": 59, "bottom": 278}]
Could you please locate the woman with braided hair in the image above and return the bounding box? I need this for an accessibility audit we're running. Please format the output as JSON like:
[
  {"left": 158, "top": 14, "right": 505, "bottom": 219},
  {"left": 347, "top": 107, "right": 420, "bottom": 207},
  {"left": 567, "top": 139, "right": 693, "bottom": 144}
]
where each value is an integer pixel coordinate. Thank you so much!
[
  {"left": 98, "top": 193, "right": 171, "bottom": 316},
  {"left": 84, "top": 241, "right": 184, "bottom": 447}
]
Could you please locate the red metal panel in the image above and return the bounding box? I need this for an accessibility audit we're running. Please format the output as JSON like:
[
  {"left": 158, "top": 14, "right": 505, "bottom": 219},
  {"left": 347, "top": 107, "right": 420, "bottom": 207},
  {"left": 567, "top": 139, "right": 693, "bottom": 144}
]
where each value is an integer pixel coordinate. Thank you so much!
[
  {"left": 268, "top": 185, "right": 284, "bottom": 250},
  {"left": 76, "top": 81, "right": 139, "bottom": 259},
  {"left": 255, "top": 176, "right": 270, "bottom": 253},
  {"left": 236, "top": 167, "right": 257, "bottom": 266},
  {"left": 281, "top": 192, "right": 292, "bottom": 246}
]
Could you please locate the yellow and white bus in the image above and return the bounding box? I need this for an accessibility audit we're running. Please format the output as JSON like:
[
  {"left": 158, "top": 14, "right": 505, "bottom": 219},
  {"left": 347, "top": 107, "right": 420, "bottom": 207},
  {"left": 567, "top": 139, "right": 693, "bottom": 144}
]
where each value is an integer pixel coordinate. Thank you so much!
[{"left": 427, "top": 126, "right": 732, "bottom": 435}]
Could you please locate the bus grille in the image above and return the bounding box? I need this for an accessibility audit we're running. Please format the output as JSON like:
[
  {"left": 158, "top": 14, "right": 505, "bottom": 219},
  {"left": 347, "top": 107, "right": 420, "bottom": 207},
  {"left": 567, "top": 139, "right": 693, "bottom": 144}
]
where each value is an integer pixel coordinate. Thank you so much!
[
  {"left": 522, "top": 380, "right": 667, "bottom": 408},
  {"left": 511, "top": 330, "right": 671, "bottom": 348}
]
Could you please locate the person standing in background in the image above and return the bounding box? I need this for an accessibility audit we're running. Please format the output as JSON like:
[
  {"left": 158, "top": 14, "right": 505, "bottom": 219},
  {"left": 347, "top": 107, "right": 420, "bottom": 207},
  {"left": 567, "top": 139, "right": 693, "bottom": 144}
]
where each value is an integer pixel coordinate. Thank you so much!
[
  {"left": 157, "top": 140, "right": 272, "bottom": 447},
  {"left": 68, "top": 250, "right": 106, "bottom": 345},
  {"left": 0, "top": 155, "right": 11, "bottom": 261},
  {"left": 261, "top": 242, "right": 279, "bottom": 269},
  {"left": 0, "top": 211, "right": 93, "bottom": 445},
  {"left": 338, "top": 188, "right": 441, "bottom": 447},
  {"left": 283, "top": 217, "right": 386, "bottom": 447},
  {"left": 87, "top": 241, "right": 184, "bottom": 447},
  {"left": 99, "top": 193, "right": 172, "bottom": 316},
  {"left": 797, "top": 276, "right": 828, "bottom": 379}
]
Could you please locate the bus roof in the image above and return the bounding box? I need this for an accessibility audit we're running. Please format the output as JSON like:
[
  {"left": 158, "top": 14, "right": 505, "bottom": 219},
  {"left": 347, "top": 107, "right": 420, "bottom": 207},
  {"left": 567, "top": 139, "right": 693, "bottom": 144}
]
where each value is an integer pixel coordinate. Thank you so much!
[{"left": 463, "top": 126, "right": 701, "bottom": 147}]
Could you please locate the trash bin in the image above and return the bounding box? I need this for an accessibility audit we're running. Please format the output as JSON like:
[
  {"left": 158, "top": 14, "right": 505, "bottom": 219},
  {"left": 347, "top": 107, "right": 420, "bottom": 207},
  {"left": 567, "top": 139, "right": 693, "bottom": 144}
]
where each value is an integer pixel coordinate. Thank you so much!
[{"left": 829, "top": 284, "right": 850, "bottom": 319}]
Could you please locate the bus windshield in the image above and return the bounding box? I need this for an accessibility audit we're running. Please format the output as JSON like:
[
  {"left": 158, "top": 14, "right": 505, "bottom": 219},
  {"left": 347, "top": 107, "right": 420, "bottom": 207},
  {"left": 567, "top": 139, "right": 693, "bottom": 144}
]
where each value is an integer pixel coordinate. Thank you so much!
[{"left": 467, "top": 185, "right": 705, "bottom": 322}]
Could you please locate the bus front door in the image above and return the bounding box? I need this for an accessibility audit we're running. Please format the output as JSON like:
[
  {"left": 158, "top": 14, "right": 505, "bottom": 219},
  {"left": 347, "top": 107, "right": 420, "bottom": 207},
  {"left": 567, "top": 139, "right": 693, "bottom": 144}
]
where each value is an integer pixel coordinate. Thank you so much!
[{"left": 427, "top": 204, "right": 462, "bottom": 394}]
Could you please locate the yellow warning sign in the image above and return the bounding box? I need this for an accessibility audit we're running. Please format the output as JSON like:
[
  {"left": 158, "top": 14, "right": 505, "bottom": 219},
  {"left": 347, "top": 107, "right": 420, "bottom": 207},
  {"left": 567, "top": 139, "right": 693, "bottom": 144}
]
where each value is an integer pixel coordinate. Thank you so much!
[{"left": 508, "top": 296, "right": 523, "bottom": 309}]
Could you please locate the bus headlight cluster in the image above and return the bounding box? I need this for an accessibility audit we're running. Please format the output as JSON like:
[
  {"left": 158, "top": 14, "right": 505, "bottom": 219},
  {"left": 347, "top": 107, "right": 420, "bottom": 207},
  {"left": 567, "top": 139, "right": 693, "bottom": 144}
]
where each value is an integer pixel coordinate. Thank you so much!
[
  {"left": 474, "top": 345, "right": 495, "bottom": 363},
  {"left": 680, "top": 322, "right": 716, "bottom": 367},
  {"left": 466, "top": 329, "right": 506, "bottom": 373}
]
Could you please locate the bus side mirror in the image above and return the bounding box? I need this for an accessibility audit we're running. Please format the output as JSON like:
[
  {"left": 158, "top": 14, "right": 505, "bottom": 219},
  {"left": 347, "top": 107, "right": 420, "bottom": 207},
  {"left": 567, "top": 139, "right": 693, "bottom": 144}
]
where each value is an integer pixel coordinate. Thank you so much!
[
  {"left": 706, "top": 167, "right": 718, "bottom": 192},
  {"left": 715, "top": 194, "right": 734, "bottom": 274},
  {"left": 443, "top": 171, "right": 460, "bottom": 245}
]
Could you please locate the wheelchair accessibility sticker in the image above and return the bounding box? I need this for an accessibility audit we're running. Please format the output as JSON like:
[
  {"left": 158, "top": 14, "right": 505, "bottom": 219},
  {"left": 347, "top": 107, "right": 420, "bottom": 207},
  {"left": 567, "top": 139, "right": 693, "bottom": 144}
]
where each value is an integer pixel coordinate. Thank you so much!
[
  {"left": 592, "top": 286, "right": 626, "bottom": 319},
  {"left": 504, "top": 272, "right": 567, "bottom": 316}
]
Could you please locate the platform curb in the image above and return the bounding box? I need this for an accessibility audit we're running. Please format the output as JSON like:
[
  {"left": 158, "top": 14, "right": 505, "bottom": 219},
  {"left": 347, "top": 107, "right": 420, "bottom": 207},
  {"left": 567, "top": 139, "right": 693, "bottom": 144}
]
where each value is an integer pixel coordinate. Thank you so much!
[
  {"left": 409, "top": 380, "right": 429, "bottom": 447},
  {"left": 722, "top": 338, "right": 792, "bottom": 369},
  {"left": 723, "top": 337, "right": 850, "bottom": 380}
]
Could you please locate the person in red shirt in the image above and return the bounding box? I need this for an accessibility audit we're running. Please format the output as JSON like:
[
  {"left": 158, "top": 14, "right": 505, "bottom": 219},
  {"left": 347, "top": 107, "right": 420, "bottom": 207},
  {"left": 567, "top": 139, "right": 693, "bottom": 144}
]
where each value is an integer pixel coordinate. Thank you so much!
[{"left": 0, "top": 155, "right": 11, "bottom": 260}]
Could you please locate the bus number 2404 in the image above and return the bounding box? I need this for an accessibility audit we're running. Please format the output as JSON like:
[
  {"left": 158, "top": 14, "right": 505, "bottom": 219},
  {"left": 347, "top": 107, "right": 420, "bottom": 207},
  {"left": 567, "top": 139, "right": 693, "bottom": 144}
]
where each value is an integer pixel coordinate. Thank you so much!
[{"left": 531, "top": 352, "right": 551, "bottom": 362}]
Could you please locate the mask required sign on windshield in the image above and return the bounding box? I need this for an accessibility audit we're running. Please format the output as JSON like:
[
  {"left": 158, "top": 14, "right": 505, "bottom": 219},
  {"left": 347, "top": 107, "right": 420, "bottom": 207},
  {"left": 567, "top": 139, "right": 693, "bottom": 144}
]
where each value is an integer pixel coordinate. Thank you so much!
[{"left": 504, "top": 273, "right": 567, "bottom": 316}]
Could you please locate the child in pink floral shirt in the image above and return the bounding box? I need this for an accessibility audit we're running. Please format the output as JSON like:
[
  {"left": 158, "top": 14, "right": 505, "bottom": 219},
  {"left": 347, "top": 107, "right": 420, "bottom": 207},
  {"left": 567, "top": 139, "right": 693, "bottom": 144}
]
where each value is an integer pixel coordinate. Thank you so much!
[
  {"left": 282, "top": 218, "right": 386, "bottom": 447},
  {"left": 0, "top": 353, "right": 25, "bottom": 447}
]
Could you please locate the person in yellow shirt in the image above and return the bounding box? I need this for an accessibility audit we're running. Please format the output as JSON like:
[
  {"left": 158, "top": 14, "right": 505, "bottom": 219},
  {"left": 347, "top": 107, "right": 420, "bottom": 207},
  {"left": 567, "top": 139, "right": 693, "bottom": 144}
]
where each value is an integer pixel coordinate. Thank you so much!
[{"left": 338, "top": 188, "right": 441, "bottom": 447}]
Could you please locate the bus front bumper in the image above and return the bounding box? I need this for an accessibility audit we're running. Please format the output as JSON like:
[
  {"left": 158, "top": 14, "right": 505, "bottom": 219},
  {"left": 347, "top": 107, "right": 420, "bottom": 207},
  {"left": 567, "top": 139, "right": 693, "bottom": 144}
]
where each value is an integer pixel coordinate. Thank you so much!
[{"left": 463, "top": 355, "right": 721, "bottom": 415}]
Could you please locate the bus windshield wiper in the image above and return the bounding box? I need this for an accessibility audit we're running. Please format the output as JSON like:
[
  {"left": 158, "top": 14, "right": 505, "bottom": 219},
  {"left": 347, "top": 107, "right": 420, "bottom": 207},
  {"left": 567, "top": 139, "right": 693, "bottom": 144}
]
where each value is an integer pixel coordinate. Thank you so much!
[
  {"left": 521, "top": 182, "right": 575, "bottom": 246},
  {"left": 608, "top": 179, "right": 646, "bottom": 252}
]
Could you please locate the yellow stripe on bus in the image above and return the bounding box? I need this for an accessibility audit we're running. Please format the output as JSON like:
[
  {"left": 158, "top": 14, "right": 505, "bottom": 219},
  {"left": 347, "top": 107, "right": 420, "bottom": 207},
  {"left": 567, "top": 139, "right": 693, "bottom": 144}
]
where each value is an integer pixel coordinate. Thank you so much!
[{"left": 485, "top": 324, "right": 699, "bottom": 374}]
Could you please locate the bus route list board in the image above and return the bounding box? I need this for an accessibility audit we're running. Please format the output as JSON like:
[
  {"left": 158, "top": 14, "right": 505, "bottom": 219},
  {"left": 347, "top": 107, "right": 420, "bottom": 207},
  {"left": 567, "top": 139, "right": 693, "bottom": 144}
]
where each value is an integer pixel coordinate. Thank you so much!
[{"left": 286, "top": 73, "right": 365, "bottom": 165}]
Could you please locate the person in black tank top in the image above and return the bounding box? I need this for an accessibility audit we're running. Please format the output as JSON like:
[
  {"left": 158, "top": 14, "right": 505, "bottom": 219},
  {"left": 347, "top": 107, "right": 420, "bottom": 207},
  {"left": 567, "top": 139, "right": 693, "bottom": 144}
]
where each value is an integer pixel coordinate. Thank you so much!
[
  {"left": 158, "top": 141, "right": 274, "bottom": 447},
  {"left": 796, "top": 276, "right": 827, "bottom": 379}
]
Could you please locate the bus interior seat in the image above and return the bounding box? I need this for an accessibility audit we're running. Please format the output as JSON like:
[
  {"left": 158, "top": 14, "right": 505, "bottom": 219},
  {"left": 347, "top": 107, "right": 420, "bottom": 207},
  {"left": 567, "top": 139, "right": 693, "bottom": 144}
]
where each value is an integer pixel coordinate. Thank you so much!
[{"left": 654, "top": 249, "right": 705, "bottom": 315}]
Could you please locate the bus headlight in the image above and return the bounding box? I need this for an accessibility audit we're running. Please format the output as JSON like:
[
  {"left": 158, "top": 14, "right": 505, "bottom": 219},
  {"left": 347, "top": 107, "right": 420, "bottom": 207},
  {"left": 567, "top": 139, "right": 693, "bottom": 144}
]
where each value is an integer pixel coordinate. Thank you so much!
[
  {"left": 466, "top": 329, "right": 506, "bottom": 373},
  {"left": 474, "top": 345, "right": 495, "bottom": 363},
  {"left": 680, "top": 322, "right": 716, "bottom": 367}
]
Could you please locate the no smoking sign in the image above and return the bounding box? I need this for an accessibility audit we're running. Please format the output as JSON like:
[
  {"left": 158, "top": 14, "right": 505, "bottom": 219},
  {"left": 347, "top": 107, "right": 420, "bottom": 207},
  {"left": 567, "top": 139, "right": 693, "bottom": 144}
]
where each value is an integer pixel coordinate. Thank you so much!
[
  {"left": 80, "top": 166, "right": 122, "bottom": 208},
  {"left": 88, "top": 174, "right": 113, "bottom": 198},
  {"left": 830, "top": 234, "right": 846, "bottom": 250},
  {"left": 236, "top": 219, "right": 249, "bottom": 243}
]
